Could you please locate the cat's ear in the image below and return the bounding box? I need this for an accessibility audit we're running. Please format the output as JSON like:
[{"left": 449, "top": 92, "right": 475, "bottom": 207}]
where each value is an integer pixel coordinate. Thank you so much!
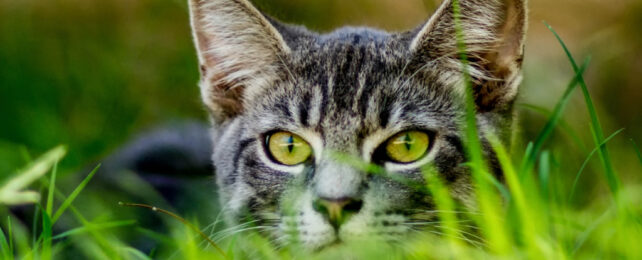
[
  {"left": 410, "top": 0, "right": 527, "bottom": 112},
  {"left": 189, "top": 0, "right": 290, "bottom": 122}
]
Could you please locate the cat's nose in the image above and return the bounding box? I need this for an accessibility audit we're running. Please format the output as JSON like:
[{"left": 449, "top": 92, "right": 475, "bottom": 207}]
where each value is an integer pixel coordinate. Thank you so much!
[{"left": 312, "top": 197, "right": 363, "bottom": 230}]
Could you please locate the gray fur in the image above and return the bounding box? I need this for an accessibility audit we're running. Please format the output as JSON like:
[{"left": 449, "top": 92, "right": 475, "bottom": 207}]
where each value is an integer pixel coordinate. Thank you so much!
[{"left": 189, "top": 0, "right": 527, "bottom": 250}]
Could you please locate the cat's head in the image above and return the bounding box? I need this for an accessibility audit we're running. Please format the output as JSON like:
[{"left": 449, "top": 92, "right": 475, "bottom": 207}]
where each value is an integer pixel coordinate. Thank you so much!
[{"left": 189, "top": 0, "right": 526, "bottom": 250}]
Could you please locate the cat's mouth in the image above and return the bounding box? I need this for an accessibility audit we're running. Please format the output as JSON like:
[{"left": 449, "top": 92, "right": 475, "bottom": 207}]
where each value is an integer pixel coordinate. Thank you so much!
[{"left": 303, "top": 228, "right": 407, "bottom": 252}]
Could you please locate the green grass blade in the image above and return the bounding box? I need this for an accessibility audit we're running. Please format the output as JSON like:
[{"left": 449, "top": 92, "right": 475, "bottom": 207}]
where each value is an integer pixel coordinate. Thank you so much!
[
  {"left": 46, "top": 161, "right": 58, "bottom": 216},
  {"left": 423, "top": 167, "right": 464, "bottom": 253},
  {"left": 52, "top": 164, "right": 101, "bottom": 223},
  {"left": 571, "top": 206, "right": 613, "bottom": 255},
  {"left": 539, "top": 151, "right": 551, "bottom": 202},
  {"left": 32, "top": 203, "right": 40, "bottom": 246},
  {"left": 545, "top": 22, "right": 620, "bottom": 196},
  {"left": 519, "top": 104, "right": 586, "bottom": 152},
  {"left": 520, "top": 57, "right": 590, "bottom": 174},
  {"left": 42, "top": 181, "right": 123, "bottom": 257},
  {"left": 4, "top": 213, "right": 30, "bottom": 259},
  {"left": 41, "top": 209, "right": 53, "bottom": 260},
  {"left": 523, "top": 141, "right": 534, "bottom": 162},
  {"left": 123, "top": 246, "right": 153, "bottom": 260},
  {"left": 451, "top": 0, "right": 510, "bottom": 254},
  {"left": 67, "top": 207, "right": 121, "bottom": 257},
  {"left": 19, "top": 146, "right": 32, "bottom": 164},
  {"left": 7, "top": 216, "right": 13, "bottom": 259},
  {"left": 568, "top": 128, "right": 625, "bottom": 201},
  {"left": 136, "top": 227, "right": 175, "bottom": 246},
  {"left": 148, "top": 248, "right": 157, "bottom": 258},
  {"left": 488, "top": 134, "right": 544, "bottom": 258},
  {"left": 225, "top": 235, "right": 238, "bottom": 260},
  {"left": 631, "top": 139, "right": 642, "bottom": 166},
  {"left": 0, "top": 225, "right": 12, "bottom": 260},
  {"left": 52, "top": 220, "right": 137, "bottom": 240}
]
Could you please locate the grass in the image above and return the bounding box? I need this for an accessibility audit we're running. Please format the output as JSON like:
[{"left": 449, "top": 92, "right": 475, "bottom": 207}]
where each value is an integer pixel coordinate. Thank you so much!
[
  {"left": 1, "top": 7, "right": 642, "bottom": 260},
  {"left": 544, "top": 22, "right": 621, "bottom": 198}
]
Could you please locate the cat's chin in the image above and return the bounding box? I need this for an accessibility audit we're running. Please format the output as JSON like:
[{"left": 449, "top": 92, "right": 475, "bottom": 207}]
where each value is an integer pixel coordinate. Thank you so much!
[
  {"left": 308, "top": 239, "right": 353, "bottom": 253},
  {"left": 303, "top": 234, "right": 401, "bottom": 253},
  {"left": 273, "top": 223, "right": 408, "bottom": 252}
]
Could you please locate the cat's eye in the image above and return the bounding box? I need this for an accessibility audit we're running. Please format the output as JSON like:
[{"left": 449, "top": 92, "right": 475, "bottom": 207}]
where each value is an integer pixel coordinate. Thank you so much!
[
  {"left": 384, "top": 130, "right": 430, "bottom": 163},
  {"left": 266, "top": 131, "right": 312, "bottom": 165}
]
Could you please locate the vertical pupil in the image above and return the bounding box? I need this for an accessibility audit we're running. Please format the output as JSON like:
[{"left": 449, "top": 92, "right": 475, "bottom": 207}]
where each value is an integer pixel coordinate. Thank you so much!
[
  {"left": 287, "top": 135, "right": 294, "bottom": 153},
  {"left": 403, "top": 133, "right": 412, "bottom": 151}
]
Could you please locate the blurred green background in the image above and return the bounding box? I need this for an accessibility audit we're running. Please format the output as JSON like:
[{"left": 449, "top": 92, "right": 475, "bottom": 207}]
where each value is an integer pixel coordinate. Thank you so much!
[{"left": 1, "top": 0, "right": 641, "bottom": 199}]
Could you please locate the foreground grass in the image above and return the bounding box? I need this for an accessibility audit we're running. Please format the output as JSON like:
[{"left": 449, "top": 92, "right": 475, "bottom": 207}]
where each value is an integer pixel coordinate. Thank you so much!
[{"left": 2, "top": 20, "right": 642, "bottom": 260}]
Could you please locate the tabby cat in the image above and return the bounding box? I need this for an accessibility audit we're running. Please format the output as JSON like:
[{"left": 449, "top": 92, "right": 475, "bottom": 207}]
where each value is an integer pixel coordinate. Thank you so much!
[{"left": 188, "top": 0, "right": 526, "bottom": 249}]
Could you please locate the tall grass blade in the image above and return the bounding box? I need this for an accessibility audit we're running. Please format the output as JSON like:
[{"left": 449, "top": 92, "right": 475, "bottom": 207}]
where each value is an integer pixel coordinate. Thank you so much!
[
  {"left": 539, "top": 151, "right": 551, "bottom": 202},
  {"left": 7, "top": 216, "right": 14, "bottom": 259},
  {"left": 423, "top": 167, "right": 464, "bottom": 253},
  {"left": 52, "top": 220, "right": 137, "bottom": 240},
  {"left": 569, "top": 128, "right": 625, "bottom": 201},
  {"left": 545, "top": 22, "right": 620, "bottom": 196},
  {"left": 52, "top": 164, "right": 100, "bottom": 223},
  {"left": 452, "top": 0, "right": 512, "bottom": 252},
  {"left": 489, "top": 134, "right": 544, "bottom": 259},
  {"left": 571, "top": 206, "right": 613, "bottom": 255},
  {"left": 519, "top": 104, "right": 586, "bottom": 152},
  {"left": 41, "top": 209, "right": 53, "bottom": 260},
  {"left": 136, "top": 227, "right": 174, "bottom": 246},
  {"left": 19, "top": 146, "right": 32, "bottom": 164},
  {"left": 46, "top": 161, "right": 58, "bottom": 216},
  {"left": 451, "top": 0, "right": 510, "bottom": 254},
  {"left": 119, "top": 202, "right": 228, "bottom": 259},
  {"left": 32, "top": 204, "right": 40, "bottom": 247},
  {"left": 520, "top": 57, "right": 590, "bottom": 174},
  {"left": 123, "top": 246, "right": 153, "bottom": 260},
  {"left": 225, "top": 235, "right": 238, "bottom": 260},
  {"left": 43, "top": 178, "right": 123, "bottom": 257},
  {"left": 0, "top": 225, "right": 12, "bottom": 259}
]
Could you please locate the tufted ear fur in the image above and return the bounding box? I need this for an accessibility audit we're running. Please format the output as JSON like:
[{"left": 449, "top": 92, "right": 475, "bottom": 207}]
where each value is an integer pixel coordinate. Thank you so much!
[
  {"left": 189, "top": 0, "right": 290, "bottom": 123},
  {"left": 410, "top": 0, "right": 527, "bottom": 112}
]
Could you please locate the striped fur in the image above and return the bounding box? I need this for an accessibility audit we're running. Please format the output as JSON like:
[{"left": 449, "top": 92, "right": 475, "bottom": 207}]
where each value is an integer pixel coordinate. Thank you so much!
[{"left": 189, "top": 0, "right": 527, "bottom": 250}]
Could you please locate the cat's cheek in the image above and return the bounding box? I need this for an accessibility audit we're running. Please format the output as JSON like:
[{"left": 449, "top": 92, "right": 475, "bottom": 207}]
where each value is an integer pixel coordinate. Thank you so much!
[
  {"left": 339, "top": 212, "right": 411, "bottom": 241},
  {"left": 222, "top": 181, "right": 255, "bottom": 226}
]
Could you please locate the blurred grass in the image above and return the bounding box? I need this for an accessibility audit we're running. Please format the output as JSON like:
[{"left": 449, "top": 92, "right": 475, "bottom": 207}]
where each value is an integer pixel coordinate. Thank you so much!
[{"left": 0, "top": 0, "right": 203, "bottom": 174}]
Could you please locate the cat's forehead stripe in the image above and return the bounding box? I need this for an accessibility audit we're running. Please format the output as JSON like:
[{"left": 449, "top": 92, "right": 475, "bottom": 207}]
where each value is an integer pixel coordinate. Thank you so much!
[{"left": 297, "top": 91, "right": 311, "bottom": 127}]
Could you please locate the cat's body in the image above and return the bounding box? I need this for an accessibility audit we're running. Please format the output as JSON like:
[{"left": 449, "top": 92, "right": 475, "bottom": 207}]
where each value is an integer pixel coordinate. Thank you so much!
[{"left": 189, "top": 0, "right": 526, "bottom": 249}]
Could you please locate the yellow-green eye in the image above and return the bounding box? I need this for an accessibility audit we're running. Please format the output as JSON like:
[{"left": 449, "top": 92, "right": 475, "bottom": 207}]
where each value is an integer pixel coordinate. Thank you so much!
[
  {"left": 385, "top": 130, "right": 430, "bottom": 163},
  {"left": 267, "top": 131, "right": 312, "bottom": 165}
]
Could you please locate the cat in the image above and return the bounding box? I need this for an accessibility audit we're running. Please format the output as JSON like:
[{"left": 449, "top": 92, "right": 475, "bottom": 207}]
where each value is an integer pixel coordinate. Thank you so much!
[{"left": 188, "top": 0, "right": 527, "bottom": 250}]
